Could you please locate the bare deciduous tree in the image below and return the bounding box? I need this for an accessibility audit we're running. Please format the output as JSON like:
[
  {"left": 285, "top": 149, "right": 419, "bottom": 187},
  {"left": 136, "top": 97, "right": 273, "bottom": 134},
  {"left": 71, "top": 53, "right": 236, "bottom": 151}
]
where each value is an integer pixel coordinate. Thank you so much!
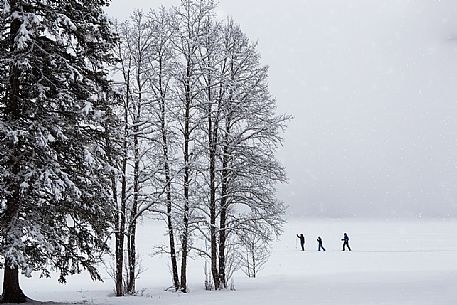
[{"left": 111, "top": 0, "right": 289, "bottom": 295}]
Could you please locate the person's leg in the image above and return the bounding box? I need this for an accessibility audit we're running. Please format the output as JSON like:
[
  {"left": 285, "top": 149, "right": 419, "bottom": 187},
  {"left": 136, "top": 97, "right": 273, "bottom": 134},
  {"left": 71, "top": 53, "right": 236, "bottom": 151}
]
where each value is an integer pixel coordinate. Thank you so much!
[
  {"left": 348, "top": 243, "right": 351, "bottom": 251},
  {"left": 343, "top": 242, "right": 346, "bottom": 251},
  {"left": 301, "top": 243, "right": 304, "bottom": 251},
  {"left": 323, "top": 245, "right": 326, "bottom": 251}
]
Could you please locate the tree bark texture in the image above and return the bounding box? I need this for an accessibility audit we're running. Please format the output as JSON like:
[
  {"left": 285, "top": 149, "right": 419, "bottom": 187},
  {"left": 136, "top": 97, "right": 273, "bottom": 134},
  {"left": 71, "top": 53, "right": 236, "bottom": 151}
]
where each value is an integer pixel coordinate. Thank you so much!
[
  {"left": 218, "top": 125, "right": 231, "bottom": 289},
  {"left": 127, "top": 88, "right": 141, "bottom": 294},
  {"left": 179, "top": 60, "right": 192, "bottom": 293},
  {"left": 208, "top": 80, "right": 220, "bottom": 290},
  {"left": 160, "top": 93, "right": 180, "bottom": 291},
  {"left": 115, "top": 41, "right": 132, "bottom": 297},
  {"left": 2, "top": 260, "right": 26, "bottom": 304}
]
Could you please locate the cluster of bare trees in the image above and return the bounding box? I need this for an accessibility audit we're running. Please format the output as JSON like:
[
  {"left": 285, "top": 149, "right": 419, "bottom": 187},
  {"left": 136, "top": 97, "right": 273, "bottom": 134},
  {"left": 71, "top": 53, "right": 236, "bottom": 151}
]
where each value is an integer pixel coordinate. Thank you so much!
[{"left": 110, "top": 0, "right": 290, "bottom": 295}]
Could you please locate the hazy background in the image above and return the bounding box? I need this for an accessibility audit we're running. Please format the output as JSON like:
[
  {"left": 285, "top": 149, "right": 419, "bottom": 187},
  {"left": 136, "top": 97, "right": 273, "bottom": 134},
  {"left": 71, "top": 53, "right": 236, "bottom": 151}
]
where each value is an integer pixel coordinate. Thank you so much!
[{"left": 106, "top": 0, "right": 457, "bottom": 218}]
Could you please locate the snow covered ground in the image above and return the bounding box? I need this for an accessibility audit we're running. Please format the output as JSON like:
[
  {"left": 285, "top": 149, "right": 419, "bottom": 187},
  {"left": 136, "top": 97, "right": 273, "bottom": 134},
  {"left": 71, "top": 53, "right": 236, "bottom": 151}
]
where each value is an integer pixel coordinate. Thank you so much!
[{"left": 3, "top": 218, "right": 457, "bottom": 305}]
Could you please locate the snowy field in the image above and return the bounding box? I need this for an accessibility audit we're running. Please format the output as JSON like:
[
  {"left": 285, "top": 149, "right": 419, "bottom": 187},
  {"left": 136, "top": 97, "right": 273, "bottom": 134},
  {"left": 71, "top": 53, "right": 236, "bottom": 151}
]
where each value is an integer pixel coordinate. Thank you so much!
[{"left": 3, "top": 218, "right": 457, "bottom": 305}]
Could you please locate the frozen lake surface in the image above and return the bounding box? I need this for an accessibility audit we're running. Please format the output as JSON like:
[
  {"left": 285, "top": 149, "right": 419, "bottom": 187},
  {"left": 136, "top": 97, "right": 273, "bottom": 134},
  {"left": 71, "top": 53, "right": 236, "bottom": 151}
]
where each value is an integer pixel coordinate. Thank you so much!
[{"left": 5, "top": 218, "right": 457, "bottom": 305}]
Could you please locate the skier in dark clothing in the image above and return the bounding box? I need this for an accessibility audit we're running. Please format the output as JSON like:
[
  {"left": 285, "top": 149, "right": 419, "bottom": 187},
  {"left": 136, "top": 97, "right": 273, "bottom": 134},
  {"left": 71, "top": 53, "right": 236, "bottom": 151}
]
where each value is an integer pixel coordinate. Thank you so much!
[
  {"left": 341, "top": 233, "right": 351, "bottom": 251},
  {"left": 317, "top": 236, "right": 326, "bottom": 251},
  {"left": 297, "top": 234, "right": 305, "bottom": 251}
]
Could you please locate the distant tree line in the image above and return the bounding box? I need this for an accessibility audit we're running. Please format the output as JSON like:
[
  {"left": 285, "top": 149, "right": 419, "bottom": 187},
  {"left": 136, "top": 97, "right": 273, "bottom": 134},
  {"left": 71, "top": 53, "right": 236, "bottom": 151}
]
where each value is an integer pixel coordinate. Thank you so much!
[{"left": 0, "top": 0, "right": 289, "bottom": 302}]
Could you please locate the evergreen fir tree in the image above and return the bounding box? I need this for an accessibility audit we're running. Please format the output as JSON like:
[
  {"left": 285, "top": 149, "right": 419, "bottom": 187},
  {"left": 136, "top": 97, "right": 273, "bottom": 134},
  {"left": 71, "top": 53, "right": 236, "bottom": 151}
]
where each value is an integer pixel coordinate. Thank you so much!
[{"left": 0, "top": 0, "right": 117, "bottom": 302}]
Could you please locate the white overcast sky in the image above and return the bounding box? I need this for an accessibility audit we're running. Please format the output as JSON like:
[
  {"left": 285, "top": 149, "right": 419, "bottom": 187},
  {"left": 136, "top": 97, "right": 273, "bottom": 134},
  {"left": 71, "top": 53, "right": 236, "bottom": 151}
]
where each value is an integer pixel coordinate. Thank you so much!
[{"left": 106, "top": 0, "right": 457, "bottom": 218}]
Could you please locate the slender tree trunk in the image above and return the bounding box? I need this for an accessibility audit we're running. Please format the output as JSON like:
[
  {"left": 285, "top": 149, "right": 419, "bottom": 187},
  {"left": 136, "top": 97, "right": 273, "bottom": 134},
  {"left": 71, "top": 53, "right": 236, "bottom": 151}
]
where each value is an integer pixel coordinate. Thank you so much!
[
  {"left": 115, "top": 39, "right": 132, "bottom": 297},
  {"left": 165, "top": 160, "right": 180, "bottom": 291},
  {"left": 127, "top": 90, "right": 141, "bottom": 295},
  {"left": 117, "top": 91, "right": 130, "bottom": 297},
  {"left": 210, "top": 147, "right": 220, "bottom": 291},
  {"left": 108, "top": 150, "right": 121, "bottom": 296},
  {"left": 208, "top": 79, "right": 220, "bottom": 290},
  {"left": 126, "top": 35, "right": 144, "bottom": 293},
  {"left": 217, "top": 216, "right": 227, "bottom": 287},
  {"left": 218, "top": 60, "right": 234, "bottom": 289},
  {"left": 126, "top": 145, "right": 139, "bottom": 295},
  {"left": 218, "top": 133, "right": 230, "bottom": 289},
  {"left": 114, "top": 215, "right": 124, "bottom": 297},
  {"left": 126, "top": 224, "right": 137, "bottom": 294},
  {"left": 160, "top": 90, "right": 180, "bottom": 290},
  {"left": 115, "top": 124, "right": 128, "bottom": 296},
  {"left": 115, "top": 143, "right": 127, "bottom": 297},
  {"left": 180, "top": 60, "right": 192, "bottom": 293},
  {"left": 114, "top": 211, "right": 123, "bottom": 298},
  {"left": 126, "top": 161, "right": 139, "bottom": 295},
  {"left": 246, "top": 250, "right": 251, "bottom": 277},
  {"left": 217, "top": 191, "right": 227, "bottom": 287},
  {"left": 157, "top": 57, "right": 179, "bottom": 290},
  {"left": 117, "top": 98, "right": 130, "bottom": 296},
  {"left": 180, "top": 125, "right": 190, "bottom": 293},
  {"left": 127, "top": 149, "right": 139, "bottom": 294},
  {"left": 104, "top": 107, "right": 124, "bottom": 297},
  {"left": 251, "top": 243, "right": 256, "bottom": 278}
]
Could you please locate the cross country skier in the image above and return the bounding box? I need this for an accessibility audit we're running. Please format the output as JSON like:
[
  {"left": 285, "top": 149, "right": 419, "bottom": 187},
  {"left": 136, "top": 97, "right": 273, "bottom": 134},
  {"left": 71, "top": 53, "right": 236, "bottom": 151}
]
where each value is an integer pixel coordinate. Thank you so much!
[
  {"left": 297, "top": 234, "right": 305, "bottom": 251},
  {"left": 341, "top": 233, "right": 351, "bottom": 251},
  {"left": 317, "top": 236, "right": 326, "bottom": 251}
]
